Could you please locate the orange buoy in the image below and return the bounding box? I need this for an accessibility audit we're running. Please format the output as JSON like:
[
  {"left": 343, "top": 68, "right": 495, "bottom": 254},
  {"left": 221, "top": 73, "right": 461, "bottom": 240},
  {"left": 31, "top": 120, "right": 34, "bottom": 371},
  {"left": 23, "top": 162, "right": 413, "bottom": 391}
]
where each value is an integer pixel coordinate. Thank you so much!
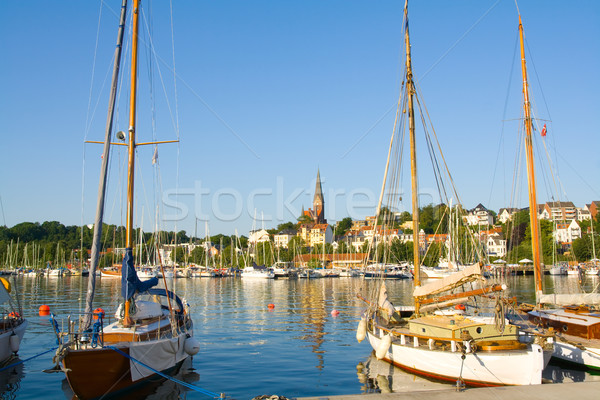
[
  {"left": 455, "top": 304, "right": 466, "bottom": 311},
  {"left": 39, "top": 304, "right": 50, "bottom": 316},
  {"left": 331, "top": 309, "right": 340, "bottom": 317},
  {"left": 267, "top": 303, "right": 275, "bottom": 309},
  {"left": 93, "top": 307, "right": 105, "bottom": 319}
]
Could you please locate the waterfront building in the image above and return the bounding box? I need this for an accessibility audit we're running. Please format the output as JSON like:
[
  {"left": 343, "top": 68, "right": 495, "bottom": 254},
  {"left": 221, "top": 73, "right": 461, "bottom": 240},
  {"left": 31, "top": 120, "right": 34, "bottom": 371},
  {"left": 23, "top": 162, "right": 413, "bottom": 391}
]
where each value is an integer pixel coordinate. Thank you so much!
[
  {"left": 543, "top": 201, "right": 577, "bottom": 221},
  {"left": 577, "top": 207, "right": 592, "bottom": 221},
  {"left": 538, "top": 204, "right": 550, "bottom": 220},
  {"left": 274, "top": 229, "right": 297, "bottom": 248},
  {"left": 464, "top": 203, "right": 494, "bottom": 226},
  {"left": 248, "top": 229, "right": 270, "bottom": 244},
  {"left": 298, "top": 223, "right": 333, "bottom": 247},
  {"left": 586, "top": 201, "right": 600, "bottom": 219},
  {"left": 497, "top": 207, "right": 519, "bottom": 224},
  {"left": 553, "top": 219, "right": 582, "bottom": 244}
]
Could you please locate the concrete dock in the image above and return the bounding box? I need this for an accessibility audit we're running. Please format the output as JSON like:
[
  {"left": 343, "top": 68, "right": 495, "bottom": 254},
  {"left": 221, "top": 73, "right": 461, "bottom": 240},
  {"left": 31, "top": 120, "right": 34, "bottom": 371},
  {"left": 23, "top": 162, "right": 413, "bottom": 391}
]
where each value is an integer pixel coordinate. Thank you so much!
[{"left": 298, "top": 381, "right": 600, "bottom": 400}]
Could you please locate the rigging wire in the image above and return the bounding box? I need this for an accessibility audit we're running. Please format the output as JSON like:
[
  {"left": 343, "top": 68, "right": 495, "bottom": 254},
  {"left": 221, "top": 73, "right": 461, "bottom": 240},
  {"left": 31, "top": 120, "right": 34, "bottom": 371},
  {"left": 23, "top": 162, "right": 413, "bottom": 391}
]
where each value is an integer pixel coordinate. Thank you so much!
[{"left": 487, "top": 32, "right": 520, "bottom": 209}]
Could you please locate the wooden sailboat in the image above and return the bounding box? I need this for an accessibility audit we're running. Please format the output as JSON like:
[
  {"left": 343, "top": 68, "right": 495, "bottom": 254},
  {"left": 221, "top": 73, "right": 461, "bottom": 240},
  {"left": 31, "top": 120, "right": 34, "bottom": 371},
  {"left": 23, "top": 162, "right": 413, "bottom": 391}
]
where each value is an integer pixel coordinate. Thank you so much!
[
  {"left": 55, "top": 1, "right": 198, "bottom": 398},
  {"left": 357, "top": 1, "right": 552, "bottom": 387},
  {"left": 516, "top": 13, "right": 600, "bottom": 370}
]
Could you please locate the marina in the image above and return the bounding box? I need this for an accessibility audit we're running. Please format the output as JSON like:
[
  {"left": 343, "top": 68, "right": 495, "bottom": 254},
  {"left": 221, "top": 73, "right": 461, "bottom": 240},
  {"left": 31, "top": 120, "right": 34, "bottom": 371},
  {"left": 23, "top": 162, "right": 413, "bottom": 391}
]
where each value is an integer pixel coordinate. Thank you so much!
[
  {"left": 2, "top": 274, "right": 600, "bottom": 399},
  {"left": 1, "top": 0, "right": 599, "bottom": 398}
]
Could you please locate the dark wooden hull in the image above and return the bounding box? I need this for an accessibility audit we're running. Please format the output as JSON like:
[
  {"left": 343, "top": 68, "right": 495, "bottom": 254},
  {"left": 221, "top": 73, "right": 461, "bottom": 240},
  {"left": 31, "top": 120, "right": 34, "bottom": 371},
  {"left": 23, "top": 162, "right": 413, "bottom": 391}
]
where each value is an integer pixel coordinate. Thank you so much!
[{"left": 62, "top": 346, "right": 183, "bottom": 400}]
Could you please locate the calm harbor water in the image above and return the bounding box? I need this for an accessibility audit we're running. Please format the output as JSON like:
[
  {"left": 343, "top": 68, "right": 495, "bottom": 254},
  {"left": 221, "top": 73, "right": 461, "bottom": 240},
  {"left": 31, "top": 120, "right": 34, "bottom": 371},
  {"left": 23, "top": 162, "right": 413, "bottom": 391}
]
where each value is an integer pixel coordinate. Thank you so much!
[{"left": 3, "top": 274, "right": 600, "bottom": 399}]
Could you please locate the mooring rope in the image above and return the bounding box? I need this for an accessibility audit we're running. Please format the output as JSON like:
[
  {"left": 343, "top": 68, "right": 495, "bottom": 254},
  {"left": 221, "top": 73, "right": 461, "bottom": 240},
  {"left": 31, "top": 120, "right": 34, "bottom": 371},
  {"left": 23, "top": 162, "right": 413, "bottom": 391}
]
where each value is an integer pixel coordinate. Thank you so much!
[
  {"left": 0, "top": 347, "right": 58, "bottom": 373},
  {"left": 107, "top": 346, "right": 223, "bottom": 398}
]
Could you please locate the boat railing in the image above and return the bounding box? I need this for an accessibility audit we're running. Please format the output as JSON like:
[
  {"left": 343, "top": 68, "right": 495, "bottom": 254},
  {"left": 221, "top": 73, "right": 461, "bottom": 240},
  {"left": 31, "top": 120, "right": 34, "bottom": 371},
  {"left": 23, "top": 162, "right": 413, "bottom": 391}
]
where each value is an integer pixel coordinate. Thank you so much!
[
  {"left": 373, "top": 322, "right": 553, "bottom": 354},
  {"left": 51, "top": 311, "right": 176, "bottom": 350}
]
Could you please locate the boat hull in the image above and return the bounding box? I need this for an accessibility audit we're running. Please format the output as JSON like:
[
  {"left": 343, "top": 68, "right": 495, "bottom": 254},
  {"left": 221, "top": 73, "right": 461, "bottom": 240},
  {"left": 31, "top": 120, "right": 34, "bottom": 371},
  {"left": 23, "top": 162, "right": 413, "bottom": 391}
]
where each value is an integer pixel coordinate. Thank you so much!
[
  {"left": 0, "top": 319, "right": 27, "bottom": 363},
  {"left": 62, "top": 343, "right": 187, "bottom": 400},
  {"left": 552, "top": 340, "right": 600, "bottom": 370},
  {"left": 366, "top": 330, "right": 545, "bottom": 386}
]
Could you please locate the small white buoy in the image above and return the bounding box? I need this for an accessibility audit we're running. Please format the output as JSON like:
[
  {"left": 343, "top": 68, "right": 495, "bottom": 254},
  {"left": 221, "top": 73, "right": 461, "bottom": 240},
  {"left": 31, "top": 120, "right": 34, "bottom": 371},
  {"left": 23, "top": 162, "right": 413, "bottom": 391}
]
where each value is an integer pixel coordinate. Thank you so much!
[
  {"left": 356, "top": 317, "right": 367, "bottom": 343},
  {"left": 184, "top": 336, "right": 200, "bottom": 355},
  {"left": 9, "top": 333, "right": 20, "bottom": 353},
  {"left": 375, "top": 334, "right": 392, "bottom": 360}
]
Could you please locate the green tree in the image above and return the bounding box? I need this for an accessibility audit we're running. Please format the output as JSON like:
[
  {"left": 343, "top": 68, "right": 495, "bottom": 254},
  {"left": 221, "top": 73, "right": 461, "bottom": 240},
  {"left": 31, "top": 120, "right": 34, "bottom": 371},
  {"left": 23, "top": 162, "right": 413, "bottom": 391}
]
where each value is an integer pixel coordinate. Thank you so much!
[
  {"left": 423, "top": 242, "right": 443, "bottom": 267},
  {"left": 297, "top": 214, "right": 313, "bottom": 224},
  {"left": 334, "top": 217, "right": 352, "bottom": 237}
]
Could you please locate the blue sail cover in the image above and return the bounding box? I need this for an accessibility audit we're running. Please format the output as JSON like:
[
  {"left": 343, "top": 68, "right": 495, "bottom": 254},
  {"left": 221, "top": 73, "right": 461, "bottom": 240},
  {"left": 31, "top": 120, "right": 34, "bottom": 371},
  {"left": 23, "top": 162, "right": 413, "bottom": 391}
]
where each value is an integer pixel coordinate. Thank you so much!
[{"left": 121, "top": 247, "right": 159, "bottom": 300}]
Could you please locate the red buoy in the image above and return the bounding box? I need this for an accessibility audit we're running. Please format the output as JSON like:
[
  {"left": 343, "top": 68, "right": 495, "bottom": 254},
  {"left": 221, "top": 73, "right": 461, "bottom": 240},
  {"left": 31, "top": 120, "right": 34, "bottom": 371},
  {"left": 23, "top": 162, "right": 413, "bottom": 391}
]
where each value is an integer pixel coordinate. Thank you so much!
[
  {"left": 331, "top": 309, "right": 340, "bottom": 317},
  {"left": 455, "top": 304, "right": 466, "bottom": 311},
  {"left": 39, "top": 304, "right": 50, "bottom": 316},
  {"left": 93, "top": 307, "right": 105, "bottom": 319},
  {"left": 267, "top": 303, "right": 275, "bottom": 309}
]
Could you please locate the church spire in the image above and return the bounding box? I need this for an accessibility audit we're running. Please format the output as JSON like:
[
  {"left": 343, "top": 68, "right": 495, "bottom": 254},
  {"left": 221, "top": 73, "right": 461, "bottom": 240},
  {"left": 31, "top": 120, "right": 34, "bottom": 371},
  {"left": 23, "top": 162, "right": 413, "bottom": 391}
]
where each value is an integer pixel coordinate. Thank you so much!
[
  {"left": 313, "top": 169, "right": 326, "bottom": 224},
  {"left": 313, "top": 169, "right": 324, "bottom": 205}
]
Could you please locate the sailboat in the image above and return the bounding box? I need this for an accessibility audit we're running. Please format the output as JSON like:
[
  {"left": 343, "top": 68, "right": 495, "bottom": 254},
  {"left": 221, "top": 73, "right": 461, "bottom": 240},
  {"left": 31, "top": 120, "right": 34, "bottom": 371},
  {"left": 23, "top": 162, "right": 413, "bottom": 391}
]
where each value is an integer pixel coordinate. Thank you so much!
[
  {"left": 0, "top": 277, "right": 26, "bottom": 364},
  {"left": 54, "top": 1, "right": 199, "bottom": 398},
  {"left": 514, "top": 13, "right": 600, "bottom": 370},
  {"left": 357, "top": 1, "right": 552, "bottom": 387}
]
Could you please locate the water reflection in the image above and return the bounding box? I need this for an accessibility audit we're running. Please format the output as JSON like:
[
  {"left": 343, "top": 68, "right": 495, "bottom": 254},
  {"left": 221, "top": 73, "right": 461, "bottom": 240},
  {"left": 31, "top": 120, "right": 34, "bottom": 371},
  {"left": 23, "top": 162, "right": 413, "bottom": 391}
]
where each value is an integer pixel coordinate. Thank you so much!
[
  {"left": 10, "top": 275, "right": 600, "bottom": 399},
  {"left": 357, "top": 354, "right": 447, "bottom": 393},
  {"left": 59, "top": 357, "right": 199, "bottom": 400},
  {"left": 0, "top": 359, "right": 25, "bottom": 399},
  {"left": 543, "top": 361, "right": 600, "bottom": 383}
]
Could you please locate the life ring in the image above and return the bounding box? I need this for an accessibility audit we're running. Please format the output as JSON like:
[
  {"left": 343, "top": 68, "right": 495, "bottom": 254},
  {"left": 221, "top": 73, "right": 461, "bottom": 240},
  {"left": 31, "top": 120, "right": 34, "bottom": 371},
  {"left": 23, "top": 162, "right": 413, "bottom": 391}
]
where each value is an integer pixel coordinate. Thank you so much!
[{"left": 0, "top": 278, "right": 10, "bottom": 293}]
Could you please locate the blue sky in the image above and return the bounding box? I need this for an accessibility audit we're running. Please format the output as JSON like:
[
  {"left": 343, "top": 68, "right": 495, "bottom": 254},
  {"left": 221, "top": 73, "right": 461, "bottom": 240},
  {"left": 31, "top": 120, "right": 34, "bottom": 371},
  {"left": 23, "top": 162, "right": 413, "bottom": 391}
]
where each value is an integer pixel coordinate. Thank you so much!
[{"left": 1, "top": 0, "right": 598, "bottom": 237}]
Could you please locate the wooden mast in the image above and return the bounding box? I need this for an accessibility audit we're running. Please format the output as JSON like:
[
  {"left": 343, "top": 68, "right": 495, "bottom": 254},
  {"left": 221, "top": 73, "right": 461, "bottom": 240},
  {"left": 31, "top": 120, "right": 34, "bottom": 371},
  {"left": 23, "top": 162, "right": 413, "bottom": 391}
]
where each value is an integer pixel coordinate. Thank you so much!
[
  {"left": 123, "top": 0, "right": 141, "bottom": 326},
  {"left": 519, "top": 15, "right": 543, "bottom": 299},
  {"left": 404, "top": 0, "right": 421, "bottom": 314}
]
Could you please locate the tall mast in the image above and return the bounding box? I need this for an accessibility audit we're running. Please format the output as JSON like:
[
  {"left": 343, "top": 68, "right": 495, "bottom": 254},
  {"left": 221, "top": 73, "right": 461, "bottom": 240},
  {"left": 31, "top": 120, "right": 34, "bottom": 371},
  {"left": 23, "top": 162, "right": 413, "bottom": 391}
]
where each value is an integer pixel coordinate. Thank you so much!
[
  {"left": 519, "top": 15, "right": 543, "bottom": 298},
  {"left": 404, "top": 0, "right": 421, "bottom": 313},
  {"left": 82, "top": 0, "right": 128, "bottom": 330},
  {"left": 126, "top": 0, "right": 140, "bottom": 250},
  {"left": 123, "top": 0, "right": 141, "bottom": 325}
]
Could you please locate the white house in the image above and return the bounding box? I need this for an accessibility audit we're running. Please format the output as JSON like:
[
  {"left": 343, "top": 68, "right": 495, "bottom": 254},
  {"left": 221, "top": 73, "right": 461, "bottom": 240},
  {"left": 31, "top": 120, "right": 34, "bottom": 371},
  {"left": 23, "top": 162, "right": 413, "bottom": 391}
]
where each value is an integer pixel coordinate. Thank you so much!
[
  {"left": 465, "top": 204, "right": 494, "bottom": 226},
  {"left": 577, "top": 207, "right": 592, "bottom": 221},
  {"left": 273, "top": 229, "right": 296, "bottom": 248},
  {"left": 538, "top": 205, "right": 551, "bottom": 220},
  {"left": 485, "top": 234, "right": 507, "bottom": 258},
  {"left": 248, "top": 229, "right": 270, "bottom": 244},
  {"left": 497, "top": 208, "right": 519, "bottom": 224},
  {"left": 553, "top": 220, "right": 582, "bottom": 244}
]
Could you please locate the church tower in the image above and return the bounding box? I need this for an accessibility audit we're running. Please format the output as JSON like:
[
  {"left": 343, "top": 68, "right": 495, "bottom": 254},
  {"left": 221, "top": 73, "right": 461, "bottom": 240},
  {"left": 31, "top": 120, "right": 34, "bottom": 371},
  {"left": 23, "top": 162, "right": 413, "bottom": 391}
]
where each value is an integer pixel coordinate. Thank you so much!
[{"left": 313, "top": 169, "right": 326, "bottom": 224}]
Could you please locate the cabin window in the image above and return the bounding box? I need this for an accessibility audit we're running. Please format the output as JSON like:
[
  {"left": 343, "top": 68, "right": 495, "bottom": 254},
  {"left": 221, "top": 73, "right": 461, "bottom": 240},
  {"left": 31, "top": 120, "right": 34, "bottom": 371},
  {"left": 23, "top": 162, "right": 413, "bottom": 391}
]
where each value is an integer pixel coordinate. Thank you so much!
[
  {"left": 562, "top": 324, "right": 568, "bottom": 332},
  {"left": 476, "top": 327, "right": 482, "bottom": 334}
]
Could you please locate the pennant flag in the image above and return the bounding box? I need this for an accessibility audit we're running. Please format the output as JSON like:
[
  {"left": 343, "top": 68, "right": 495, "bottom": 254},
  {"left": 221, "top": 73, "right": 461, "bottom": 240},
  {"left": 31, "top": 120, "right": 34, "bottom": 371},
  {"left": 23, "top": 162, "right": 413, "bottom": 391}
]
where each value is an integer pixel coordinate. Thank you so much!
[
  {"left": 152, "top": 146, "right": 158, "bottom": 164},
  {"left": 541, "top": 124, "right": 547, "bottom": 137}
]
